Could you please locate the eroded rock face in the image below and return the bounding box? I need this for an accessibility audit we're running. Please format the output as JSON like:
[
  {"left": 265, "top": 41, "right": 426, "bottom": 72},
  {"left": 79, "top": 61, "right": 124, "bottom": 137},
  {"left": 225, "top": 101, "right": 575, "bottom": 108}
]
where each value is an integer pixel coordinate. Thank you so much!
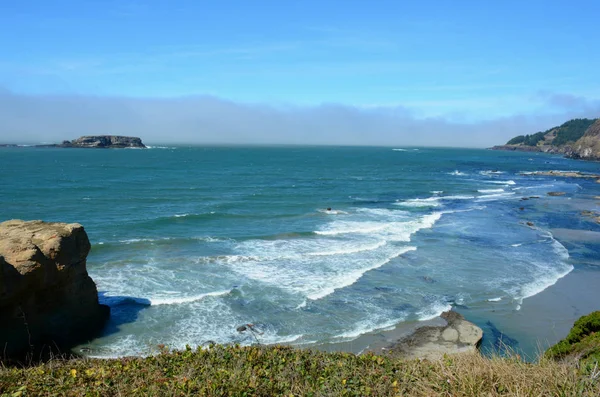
[
  {"left": 570, "top": 120, "right": 600, "bottom": 161},
  {"left": 0, "top": 220, "right": 109, "bottom": 360}
]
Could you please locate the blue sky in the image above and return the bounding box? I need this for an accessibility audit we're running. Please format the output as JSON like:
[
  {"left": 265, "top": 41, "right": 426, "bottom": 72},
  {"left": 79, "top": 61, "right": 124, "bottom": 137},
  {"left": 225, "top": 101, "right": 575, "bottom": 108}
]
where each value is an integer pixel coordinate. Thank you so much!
[{"left": 0, "top": 0, "right": 599, "bottom": 144}]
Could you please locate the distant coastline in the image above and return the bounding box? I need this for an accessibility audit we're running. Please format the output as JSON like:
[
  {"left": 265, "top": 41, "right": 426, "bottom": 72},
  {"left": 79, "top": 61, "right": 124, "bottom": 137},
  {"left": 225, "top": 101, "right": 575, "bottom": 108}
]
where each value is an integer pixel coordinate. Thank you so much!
[{"left": 491, "top": 118, "right": 600, "bottom": 161}]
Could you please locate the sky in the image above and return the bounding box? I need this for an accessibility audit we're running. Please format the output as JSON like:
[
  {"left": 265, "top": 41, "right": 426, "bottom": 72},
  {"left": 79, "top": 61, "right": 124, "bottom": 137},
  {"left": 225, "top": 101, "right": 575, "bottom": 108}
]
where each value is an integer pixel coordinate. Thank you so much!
[{"left": 0, "top": 0, "right": 599, "bottom": 146}]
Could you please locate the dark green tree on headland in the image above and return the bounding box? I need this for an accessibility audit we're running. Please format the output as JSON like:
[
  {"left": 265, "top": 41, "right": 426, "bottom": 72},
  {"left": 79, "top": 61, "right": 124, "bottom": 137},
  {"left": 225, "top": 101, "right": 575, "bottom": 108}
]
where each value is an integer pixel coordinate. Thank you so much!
[
  {"left": 551, "top": 118, "right": 597, "bottom": 146},
  {"left": 505, "top": 118, "right": 597, "bottom": 146},
  {"left": 506, "top": 131, "right": 545, "bottom": 146}
]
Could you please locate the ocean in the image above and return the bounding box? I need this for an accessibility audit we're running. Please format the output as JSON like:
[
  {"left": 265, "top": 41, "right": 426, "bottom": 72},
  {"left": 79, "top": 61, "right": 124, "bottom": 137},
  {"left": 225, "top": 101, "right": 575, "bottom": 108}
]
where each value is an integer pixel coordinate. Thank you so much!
[{"left": 1, "top": 145, "right": 599, "bottom": 359}]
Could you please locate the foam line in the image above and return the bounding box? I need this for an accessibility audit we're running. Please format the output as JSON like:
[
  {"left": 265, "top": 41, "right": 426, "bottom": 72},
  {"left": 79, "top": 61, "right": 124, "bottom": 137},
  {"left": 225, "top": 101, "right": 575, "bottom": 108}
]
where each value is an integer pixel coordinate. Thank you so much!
[
  {"left": 306, "top": 247, "right": 417, "bottom": 300},
  {"left": 148, "top": 290, "right": 232, "bottom": 306}
]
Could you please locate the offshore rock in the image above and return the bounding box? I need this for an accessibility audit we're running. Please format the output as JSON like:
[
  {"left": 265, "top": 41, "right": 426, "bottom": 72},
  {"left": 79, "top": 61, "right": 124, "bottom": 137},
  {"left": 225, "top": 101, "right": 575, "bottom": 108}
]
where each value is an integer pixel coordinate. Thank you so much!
[
  {"left": 384, "top": 311, "right": 483, "bottom": 360},
  {"left": 46, "top": 135, "right": 146, "bottom": 149},
  {"left": 0, "top": 220, "right": 109, "bottom": 360}
]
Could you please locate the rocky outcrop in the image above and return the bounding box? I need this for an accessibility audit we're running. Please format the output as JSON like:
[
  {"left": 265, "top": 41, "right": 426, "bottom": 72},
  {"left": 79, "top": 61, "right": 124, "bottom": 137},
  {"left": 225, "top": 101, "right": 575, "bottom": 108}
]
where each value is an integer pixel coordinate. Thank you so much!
[
  {"left": 490, "top": 145, "right": 543, "bottom": 153},
  {"left": 569, "top": 120, "right": 600, "bottom": 161},
  {"left": 381, "top": 311, "right": 483, "bottom": 360},
  {"left": 44, "top": 135, "right": 146, "bottom": 149},
  {"left": 0, "top": 220, "right": 109, "bottom": 360}
]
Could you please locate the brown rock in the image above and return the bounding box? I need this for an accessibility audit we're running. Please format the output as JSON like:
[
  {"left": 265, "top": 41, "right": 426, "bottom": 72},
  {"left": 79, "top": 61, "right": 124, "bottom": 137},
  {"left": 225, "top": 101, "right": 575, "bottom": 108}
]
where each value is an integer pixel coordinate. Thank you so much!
[
  {"left": 523, "top": 170, "right": 600, "bottom": 180},
  {"left": 569, "top": 120, "right": 600, "bottom": 161},
  {"left": 581, "top": 210, "right": 600, "bottom": 224},
  {"left": 0, "top": 220, "right": 109, "bottom": 360},
  {"left": 383, "top": 311, "right": 483, "bottom": 360}
]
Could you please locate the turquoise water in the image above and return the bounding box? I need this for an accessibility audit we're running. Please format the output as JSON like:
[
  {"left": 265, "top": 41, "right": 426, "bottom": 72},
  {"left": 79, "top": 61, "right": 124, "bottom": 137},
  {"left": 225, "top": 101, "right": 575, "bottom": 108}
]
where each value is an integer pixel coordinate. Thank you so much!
[{"left": 1, "top": 146, "right": 599, "bottom": 357}]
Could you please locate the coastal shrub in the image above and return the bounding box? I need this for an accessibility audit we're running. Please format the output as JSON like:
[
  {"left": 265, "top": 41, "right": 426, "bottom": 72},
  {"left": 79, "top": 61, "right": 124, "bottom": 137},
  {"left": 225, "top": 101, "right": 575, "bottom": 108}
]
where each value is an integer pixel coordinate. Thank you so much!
[
  {"left": 545, "top": 311, "right": 600, "bottom": 366},
  {"left": 1, "top": 344, "right": 599, "bottom": 396},
  {"left": 552, "top": 118, "right": 597, "bottom": 146},
  {"left": 506, "top": 135, "right": 526, "bottom": 145},
  {"left": 505, "top": 118, "right": 598, "bottom": 147},
  {"left": 507, "top": 131, "right": 546, "bottom": 146}
]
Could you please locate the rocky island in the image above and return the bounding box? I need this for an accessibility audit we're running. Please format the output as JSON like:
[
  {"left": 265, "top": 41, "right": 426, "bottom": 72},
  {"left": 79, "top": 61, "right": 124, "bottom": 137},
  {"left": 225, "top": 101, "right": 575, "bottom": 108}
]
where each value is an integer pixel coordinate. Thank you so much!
[
  {"left": 0, "top": 220, "right": 109, "bottom": 361},
  {"left": 41, "top": 135, "right": 146, "bottom": 149},
  {"left": 492, "top": 118, "right": 600, "bottom": 161}
]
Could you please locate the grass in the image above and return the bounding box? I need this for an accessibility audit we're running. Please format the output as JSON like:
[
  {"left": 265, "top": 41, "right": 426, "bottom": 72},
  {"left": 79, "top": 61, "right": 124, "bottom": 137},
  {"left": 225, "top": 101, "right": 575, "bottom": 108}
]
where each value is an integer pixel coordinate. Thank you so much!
[
  {"left": 1, "top": 344, "right": 599, "bottom": 396},
  {"left": 2, "top": 312, "right": 600, "bottom": 396}
]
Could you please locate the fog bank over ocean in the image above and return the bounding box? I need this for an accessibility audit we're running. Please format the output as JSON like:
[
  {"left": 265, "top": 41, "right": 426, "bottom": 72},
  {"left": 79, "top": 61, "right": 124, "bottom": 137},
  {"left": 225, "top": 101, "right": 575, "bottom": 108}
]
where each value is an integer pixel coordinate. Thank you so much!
[{"left": 1, "top": 90, "right": 599, "bottom": 147}]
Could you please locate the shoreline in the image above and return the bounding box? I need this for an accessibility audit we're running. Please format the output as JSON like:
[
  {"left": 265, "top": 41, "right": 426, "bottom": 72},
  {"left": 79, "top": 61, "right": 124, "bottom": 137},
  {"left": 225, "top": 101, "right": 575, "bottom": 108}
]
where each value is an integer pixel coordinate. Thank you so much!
[{"left": 311, "top": 173, "right": 600, "bottom": 361}]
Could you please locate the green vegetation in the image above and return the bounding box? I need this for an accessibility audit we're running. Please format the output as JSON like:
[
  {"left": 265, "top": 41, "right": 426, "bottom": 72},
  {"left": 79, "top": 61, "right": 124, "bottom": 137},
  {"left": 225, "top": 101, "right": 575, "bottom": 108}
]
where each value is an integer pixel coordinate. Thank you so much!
[
  {"left": 545, "top": 311, "right": 600, "bottom": 371},
  {"left": 506, "top": 131, "right": 546, "bottom": 146},
  {"left": 551, "top": 118, "right": 597, "bottom": 146},
  {"left": 505, "top": 118, "right": 597, "bottom": 147},
  {"left": 2, "top": 313, "right": 600, "bottom": 395},
  {"left": 506, "top": 135, "right": 526, "bottom": 145},
  {"left": 1, "top": 344, "right": 599, "bottom": 396}
]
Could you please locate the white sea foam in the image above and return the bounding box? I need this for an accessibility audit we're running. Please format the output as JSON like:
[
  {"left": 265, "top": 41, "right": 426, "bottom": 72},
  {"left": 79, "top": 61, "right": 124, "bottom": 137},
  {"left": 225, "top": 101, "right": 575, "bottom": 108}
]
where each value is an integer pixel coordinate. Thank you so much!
[
  {"left": 441, "top": 195, "right": 475, "bottom": 200},
  {"left": 395, "top": 194, "right": 475, "bottom": 208},
  {"left": 487, "top": 297, "right": 502, "bottom": 302},
  {"left": 315, "top": 222, "right": 389, "bottom": 236},
  {"left": 148, "top": 290, "right": 232, "bottom": 306},
  {"left": 307, "top": 240, "right": 387, "bottom": 256},
  {"left": 485, "top": 180, "right": 516, "bottom": 185},
  {"left": 306, "top": 246, "right": 417, "bottom": 300},
  {"left": 475, "top": 192, "right": 516, "bottom": 202},
  {"left": 296, "top": 300, "right": 307, "bottom": 309},
  {"left": 480, "top": 170, "right": 505, "bottom": 175},
  {"left": 119, "top": 238, "right": 161, "bottom": 244},
  {"left": 315, "top": 211, "right": 442, "bottom": 240},
  {"left": 392, "top": 148, "right": 408, "bottom": 151},
  {"left": 172, "top": 212, "right": 215, "bottom": 218},
  {"left": 512, "top": 184, "right": 555, "bottom": 190},
  {"left": 448, "top": 170, "right": 467, "bottom": 176},
  {"left": 477, "top": 188, "right": 504, "bottom": 193},
  {"left": 395, "top": 197, "right": 441, "bottom": 207},
  {"left": 333, "top": 317, "right": 402, "bottom": 340},
  {"left": 356, "top": 207, "right": 410, "bottom": 217},
  {"left": 417, "top": 302, "right": 453, "bottom": 321},
  {"left": 511, "top": 243, "right": 523, "bottom": 247},
  {"left": 226, "top": 232, "right": 418, "bottom": 302},
  {"left": 513, "top": 231, "right": 573, "bottom": 309}
]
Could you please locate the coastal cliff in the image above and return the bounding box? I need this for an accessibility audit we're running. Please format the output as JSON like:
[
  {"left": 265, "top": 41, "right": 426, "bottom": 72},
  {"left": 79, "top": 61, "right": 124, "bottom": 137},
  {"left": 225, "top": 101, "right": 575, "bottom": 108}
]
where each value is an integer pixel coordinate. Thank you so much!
[
  {"left": 491, "top": 118, "right": 600, "bottom": 161},
  {"left": 45, "top": 135, "right": 146, "bottom": 148},
  {"left": 569, "top": 119, "right": 600, "bottom": 160},
  {"left": 0, "top": 220, "right": 109, "bottom": 360}
]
